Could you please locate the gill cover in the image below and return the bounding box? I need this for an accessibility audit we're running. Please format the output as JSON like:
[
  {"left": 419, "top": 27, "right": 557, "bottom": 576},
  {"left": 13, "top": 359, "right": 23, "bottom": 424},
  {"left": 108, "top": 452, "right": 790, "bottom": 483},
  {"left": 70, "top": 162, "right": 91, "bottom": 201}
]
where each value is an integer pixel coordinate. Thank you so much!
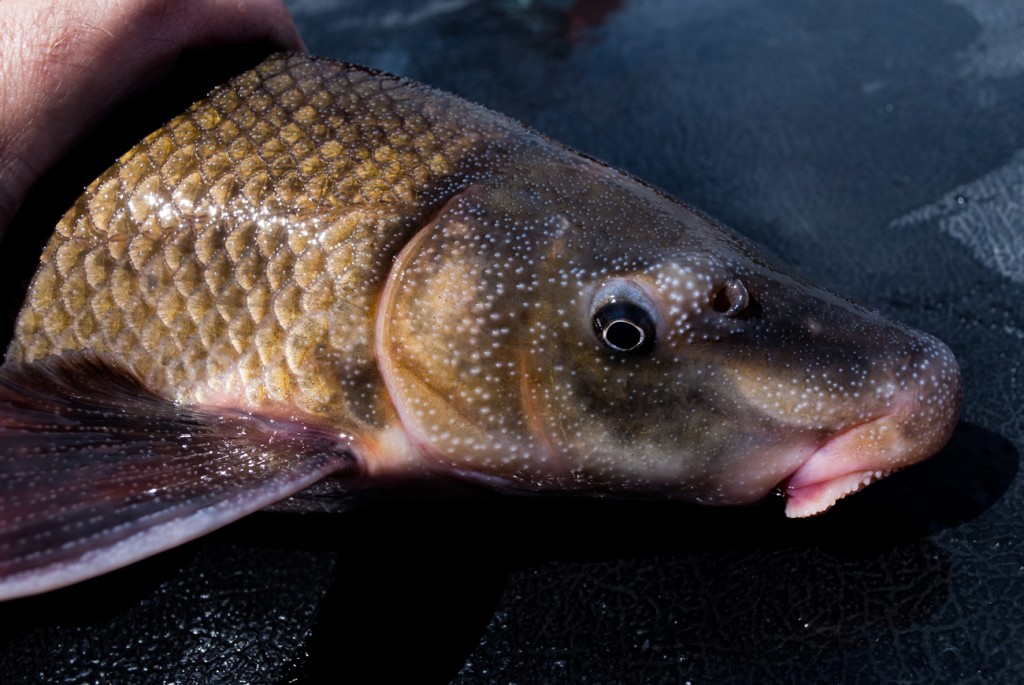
[{"left": 375, "top": 184, "right": 564, "bottom": 488}]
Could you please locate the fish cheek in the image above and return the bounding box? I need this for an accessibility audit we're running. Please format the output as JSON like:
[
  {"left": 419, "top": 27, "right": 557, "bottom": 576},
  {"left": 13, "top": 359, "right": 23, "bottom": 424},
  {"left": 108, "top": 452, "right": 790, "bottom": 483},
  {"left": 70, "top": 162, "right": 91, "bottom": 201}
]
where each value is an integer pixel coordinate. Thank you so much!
[{"left": 515, "top": 276, "right": 713, "bottom": 492}]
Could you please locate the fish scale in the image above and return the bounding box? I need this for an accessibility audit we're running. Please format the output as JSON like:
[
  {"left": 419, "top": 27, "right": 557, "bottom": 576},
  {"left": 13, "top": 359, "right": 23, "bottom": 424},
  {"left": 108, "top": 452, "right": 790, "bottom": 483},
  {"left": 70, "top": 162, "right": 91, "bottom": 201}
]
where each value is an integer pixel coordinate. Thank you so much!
[{"left": 9, "top": 54, "right": 496, "bottom": 426}]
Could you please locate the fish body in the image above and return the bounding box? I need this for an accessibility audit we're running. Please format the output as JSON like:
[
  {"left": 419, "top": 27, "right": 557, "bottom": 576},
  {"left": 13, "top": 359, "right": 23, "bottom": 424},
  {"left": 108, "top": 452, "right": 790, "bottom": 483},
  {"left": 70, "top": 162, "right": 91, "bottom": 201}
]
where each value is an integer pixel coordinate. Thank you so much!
[{"left": 0, "top": 53, "right": 961, "bottom": 599}]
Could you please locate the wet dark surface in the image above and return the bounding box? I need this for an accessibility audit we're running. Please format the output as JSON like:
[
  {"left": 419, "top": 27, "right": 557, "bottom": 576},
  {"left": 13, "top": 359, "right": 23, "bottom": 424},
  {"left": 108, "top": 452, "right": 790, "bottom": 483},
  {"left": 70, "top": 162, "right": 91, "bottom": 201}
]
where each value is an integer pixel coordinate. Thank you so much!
[{"left": 2, "top": 0, "right": 1023, "bottom": 683}]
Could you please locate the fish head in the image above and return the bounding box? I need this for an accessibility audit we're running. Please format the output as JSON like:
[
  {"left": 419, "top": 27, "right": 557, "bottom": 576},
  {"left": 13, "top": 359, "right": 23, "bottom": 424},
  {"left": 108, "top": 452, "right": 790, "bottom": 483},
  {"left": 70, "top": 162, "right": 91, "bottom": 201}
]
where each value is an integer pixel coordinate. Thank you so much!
[{"left": 376, "top": 142, "right": 962, "bottom": 516}]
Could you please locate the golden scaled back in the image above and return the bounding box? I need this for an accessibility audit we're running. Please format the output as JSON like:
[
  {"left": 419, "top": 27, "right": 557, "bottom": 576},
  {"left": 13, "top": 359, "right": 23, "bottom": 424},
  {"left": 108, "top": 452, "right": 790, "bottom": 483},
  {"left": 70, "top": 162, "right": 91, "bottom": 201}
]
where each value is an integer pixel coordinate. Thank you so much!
[{"left": 9, "top": 54, "right": 495, "bottom": 426}]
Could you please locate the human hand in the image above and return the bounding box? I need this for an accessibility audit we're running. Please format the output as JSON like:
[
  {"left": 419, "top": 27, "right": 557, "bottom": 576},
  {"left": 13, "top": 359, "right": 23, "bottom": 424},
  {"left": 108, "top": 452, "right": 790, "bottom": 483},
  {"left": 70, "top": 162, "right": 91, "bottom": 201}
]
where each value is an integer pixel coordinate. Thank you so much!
[{"left": 0, "top": 0, "right": 304, "bottom": 232}]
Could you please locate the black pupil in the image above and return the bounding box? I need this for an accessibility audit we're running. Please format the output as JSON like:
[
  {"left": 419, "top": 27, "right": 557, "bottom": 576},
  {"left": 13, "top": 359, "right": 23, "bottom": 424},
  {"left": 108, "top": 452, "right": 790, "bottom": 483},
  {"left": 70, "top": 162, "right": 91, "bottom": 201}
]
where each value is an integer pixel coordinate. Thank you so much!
[
  {"left": 605, "top": 320, "right": 643, "bottom": 350},
  {"left": 594, "top": 301, "right": 655, "bottom": 353}
]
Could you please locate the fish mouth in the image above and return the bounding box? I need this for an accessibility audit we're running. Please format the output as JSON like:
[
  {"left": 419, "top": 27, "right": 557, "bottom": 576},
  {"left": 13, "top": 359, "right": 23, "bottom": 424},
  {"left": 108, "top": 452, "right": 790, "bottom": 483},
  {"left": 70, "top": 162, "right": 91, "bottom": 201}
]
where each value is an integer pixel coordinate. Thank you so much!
[
  {"left": 784, "top": 463, "right": 893, "bottom": 518},
  {"left": 782, "top": 390, "right": 931, "bottom": 517}
]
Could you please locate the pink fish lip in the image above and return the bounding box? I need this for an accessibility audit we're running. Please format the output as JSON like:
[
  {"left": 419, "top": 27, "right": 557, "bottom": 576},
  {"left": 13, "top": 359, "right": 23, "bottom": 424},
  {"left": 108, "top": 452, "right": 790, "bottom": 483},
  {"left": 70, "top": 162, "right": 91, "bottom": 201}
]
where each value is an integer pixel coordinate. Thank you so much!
[
  {"left": 781, "top": 391, "right": 921, "bottom": 518},
  {"left": 783, "top": 461, "right": 895, "bottom": 519}
]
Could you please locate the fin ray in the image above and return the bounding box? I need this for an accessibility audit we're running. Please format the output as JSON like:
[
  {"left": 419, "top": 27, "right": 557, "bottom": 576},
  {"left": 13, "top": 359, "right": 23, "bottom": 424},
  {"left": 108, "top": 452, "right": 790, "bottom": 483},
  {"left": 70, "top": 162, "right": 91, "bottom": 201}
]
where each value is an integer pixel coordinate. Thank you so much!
[{"left": 0, "top": 353, "right": 357, "bottom": 600}]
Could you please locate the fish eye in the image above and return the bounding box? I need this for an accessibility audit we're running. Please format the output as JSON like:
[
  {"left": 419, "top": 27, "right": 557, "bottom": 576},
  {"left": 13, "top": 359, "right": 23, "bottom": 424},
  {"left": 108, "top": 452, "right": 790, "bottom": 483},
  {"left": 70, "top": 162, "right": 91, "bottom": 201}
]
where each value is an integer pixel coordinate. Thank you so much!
[
  {"left": 590, "top": 278, "right": 660, "bottom": 354},
  {"left": 593, "top": 301, "right": 655, "bottom": 352},
  {"left": 712, "top": 278, "right": 749, "bottom": 316},
  {"left": 593, "top": 300, "right": 656, "bottom": 354}
]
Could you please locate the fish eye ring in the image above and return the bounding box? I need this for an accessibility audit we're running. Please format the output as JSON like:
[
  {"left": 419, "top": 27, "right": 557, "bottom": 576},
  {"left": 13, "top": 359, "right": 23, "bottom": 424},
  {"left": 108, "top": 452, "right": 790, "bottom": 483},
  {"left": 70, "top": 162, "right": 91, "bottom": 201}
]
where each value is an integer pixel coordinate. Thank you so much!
[{"left": 593, "top": 300, "right": 656, "bottom": 354}]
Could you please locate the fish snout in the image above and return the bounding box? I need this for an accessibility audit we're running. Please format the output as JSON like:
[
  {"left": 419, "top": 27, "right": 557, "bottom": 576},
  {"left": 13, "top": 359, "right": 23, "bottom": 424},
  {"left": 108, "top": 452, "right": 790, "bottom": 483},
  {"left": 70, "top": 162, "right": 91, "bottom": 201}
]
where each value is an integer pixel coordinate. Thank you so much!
[
  {"left": 896, "top": 330, "right": 962, "bottom": 453},
  {"left": 783, "top": 328, "right": 962, "bottom": 517}
]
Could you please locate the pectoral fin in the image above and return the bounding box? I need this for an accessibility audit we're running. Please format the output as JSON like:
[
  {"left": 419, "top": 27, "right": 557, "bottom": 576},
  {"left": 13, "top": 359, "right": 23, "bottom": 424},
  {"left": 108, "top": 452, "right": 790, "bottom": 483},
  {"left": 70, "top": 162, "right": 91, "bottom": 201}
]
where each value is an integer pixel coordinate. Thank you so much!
[{"left": 0, "top": 353, "right": 357, "bottom": 600}]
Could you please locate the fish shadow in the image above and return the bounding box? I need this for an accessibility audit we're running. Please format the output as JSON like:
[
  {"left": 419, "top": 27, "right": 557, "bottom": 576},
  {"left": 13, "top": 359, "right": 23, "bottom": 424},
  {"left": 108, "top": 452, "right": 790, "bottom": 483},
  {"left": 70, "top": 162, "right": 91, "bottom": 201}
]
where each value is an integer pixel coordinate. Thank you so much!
[{"left": 288, "top": 420, "right": 1014, "bottom": 684}]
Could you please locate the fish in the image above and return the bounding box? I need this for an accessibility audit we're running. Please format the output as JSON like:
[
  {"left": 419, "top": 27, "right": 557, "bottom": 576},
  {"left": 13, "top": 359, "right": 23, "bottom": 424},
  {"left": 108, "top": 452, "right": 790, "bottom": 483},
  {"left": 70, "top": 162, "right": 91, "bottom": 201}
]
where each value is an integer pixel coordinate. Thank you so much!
[{"left": 0, "top": 53, "right": 962, "bottom": 600}]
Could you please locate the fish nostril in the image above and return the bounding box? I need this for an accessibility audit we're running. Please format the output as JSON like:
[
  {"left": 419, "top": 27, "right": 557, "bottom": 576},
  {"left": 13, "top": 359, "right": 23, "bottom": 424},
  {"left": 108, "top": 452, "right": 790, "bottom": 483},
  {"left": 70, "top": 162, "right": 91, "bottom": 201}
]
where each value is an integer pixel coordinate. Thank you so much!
[{"left": 712, "top": 278, "right": 749, "bottom": 316}]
